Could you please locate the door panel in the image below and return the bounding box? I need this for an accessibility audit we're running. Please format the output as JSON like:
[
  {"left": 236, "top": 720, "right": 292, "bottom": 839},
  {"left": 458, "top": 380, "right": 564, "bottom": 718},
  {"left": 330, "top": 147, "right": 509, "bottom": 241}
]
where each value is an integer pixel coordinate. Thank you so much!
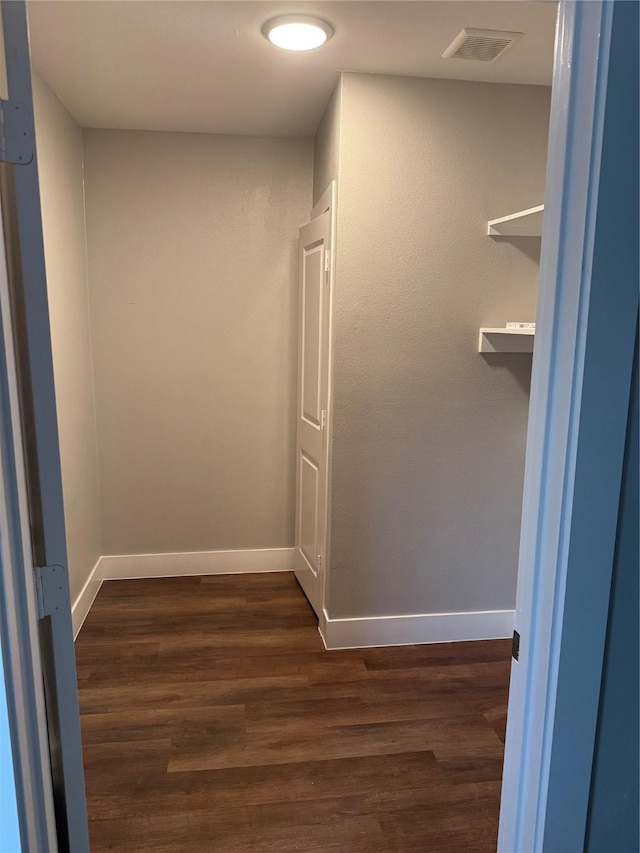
[
  {"left": 294, "top": 211, "right": 331, "bottom": 616},
  {"left": 299, "top": 452, "right": 319, "bottom": 572},
  {"left": 301, "top": 244, "right": 323, "bottom": 427}
]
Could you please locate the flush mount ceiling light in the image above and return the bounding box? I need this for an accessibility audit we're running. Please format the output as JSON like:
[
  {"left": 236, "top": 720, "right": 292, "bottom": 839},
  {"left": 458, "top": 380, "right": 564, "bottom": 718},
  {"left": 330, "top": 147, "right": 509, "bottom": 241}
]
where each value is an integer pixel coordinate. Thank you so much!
[{"left": 263, "top": 15, "right": 333, "bottom": 51}]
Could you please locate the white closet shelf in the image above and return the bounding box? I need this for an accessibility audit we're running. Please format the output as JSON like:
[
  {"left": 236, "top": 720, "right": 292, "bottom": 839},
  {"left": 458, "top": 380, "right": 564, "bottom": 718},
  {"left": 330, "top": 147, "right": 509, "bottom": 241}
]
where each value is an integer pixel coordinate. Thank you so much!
[
  {"left": 487, "top": 204, "right": 544, "bottom": 237},
  {"left": 479, "top": 327, "right": 535, "bottom": 354}
]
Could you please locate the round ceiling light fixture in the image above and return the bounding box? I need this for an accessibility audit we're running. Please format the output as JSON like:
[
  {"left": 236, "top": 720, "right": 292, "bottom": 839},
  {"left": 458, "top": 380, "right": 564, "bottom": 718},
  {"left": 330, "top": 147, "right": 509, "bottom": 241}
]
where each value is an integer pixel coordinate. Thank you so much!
[{"left": 263, "top": 15, "right": 333, "bottom": 51}]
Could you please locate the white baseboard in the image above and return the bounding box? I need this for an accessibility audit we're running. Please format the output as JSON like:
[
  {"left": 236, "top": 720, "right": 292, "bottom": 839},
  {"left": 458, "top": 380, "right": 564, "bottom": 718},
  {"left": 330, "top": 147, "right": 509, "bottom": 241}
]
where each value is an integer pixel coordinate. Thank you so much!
[
  {"left": 319, "top": 607, "right": 515, "bottom": 650},
  {"left": 99, "top": 547, "right": 295, "bottom": 580},
  {"left": 71, "top": 558, "right": 103, "bottom": 639},
  {"left": 71, "top": 548, "right": 295, "bottom": 640},
  {"left": 71, "top": 549, "right": 512, "bottom": 652}
]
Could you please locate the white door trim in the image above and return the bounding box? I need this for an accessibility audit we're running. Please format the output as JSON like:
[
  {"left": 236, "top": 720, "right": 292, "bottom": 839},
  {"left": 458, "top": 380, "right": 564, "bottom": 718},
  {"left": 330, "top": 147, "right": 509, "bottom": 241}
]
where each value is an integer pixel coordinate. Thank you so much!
[
  {"left": 498, "top": 1, "right": 638, "bottom": 850},
  {"left": 0, "top": 3, "right": 90, "bottom": 848},
  {"left": 308, "top": 181, "right": 336, "bottom": 617}
]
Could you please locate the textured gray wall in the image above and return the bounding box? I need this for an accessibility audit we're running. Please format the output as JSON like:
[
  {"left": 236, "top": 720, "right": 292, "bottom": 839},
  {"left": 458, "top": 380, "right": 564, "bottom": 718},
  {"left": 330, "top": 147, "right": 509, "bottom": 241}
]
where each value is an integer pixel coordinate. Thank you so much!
[
  {"left": 327, "top": 73, "right": 550, "bottom": 618},
  {"left": 83, "top": 130, "right": 312, "bottom": 555},
  {"left": 33, "top": 74, "right": 102, "bottom": 600},
  {"left": 313, "top": 81, "right": 342, "bottom": 205}
]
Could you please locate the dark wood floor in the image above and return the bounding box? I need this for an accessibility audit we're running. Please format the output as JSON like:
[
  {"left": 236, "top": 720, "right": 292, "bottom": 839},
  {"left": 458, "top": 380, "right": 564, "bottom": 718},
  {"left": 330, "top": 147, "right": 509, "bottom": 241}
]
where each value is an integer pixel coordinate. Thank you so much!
[{"left": 75, "top": 572, "right": 511, "bottom": 852}]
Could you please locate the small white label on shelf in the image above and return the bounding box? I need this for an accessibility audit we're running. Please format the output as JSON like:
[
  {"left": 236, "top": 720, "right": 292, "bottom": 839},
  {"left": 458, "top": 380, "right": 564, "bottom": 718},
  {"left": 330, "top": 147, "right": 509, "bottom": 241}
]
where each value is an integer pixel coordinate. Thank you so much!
[{"left": 506, "top": 322, "right": 536, "bottom": 330}]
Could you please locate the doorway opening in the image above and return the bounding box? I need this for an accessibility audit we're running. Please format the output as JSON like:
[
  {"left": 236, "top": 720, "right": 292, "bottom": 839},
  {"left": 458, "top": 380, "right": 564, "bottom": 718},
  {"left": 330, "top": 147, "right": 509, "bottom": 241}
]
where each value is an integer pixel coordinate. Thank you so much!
[{"left": 17, "top": 0, "right": 559, "bottom": 849}]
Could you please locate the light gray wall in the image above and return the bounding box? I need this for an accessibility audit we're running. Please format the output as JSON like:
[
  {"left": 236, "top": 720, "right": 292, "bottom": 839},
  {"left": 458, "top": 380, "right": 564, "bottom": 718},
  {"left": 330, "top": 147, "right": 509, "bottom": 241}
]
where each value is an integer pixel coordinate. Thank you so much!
[
  {"left": 82, "top": 129, "right": 312, "bottom": 556},
  {"left": 32, "top": 74, "right": 102, "bottom": 601},
  {"left": 313, "top": 81, "right": 342, "bottom": 205},
  {"left": 327, "top": 73, "right": 550, "bottom": 618}
]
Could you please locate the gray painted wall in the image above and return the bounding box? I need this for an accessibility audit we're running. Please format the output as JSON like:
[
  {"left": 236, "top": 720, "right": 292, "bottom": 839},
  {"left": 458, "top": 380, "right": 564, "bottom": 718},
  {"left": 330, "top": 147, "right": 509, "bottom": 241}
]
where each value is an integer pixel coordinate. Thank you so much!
[
  {"left": 313, "top": 81, "right": 342, "bottom": 207},
  {"left": 324, "top": 73, "right": 550, "bottom": 618},
  {"left": 32, "top": 74, "right": 101, "bottom": 601},
  {"left": 82, "top": 130, "right": 312, "bottom": 556}
]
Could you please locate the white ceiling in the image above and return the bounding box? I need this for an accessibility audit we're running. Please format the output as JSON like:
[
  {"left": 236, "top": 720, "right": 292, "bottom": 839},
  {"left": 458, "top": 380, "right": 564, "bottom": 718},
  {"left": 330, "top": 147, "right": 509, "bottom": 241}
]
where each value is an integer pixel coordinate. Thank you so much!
[{"left": 27, "top": 1, "right": 557, "bottom": 138}]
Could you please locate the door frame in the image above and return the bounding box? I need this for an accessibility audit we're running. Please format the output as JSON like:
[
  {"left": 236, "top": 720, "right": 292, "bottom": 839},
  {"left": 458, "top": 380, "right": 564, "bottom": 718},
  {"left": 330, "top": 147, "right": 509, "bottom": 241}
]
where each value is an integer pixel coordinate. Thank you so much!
[
  {"left": 0, "top": 193, "right": 58, "bottom": 853},
  {"left": 0, "top": 1, "right": 633, "bottom": 850},
  {"left": 309, "top": 181, "right": 336, "bottom": 635},
  {"left": 498, "top": 1, "right": 638, "bottom": 849},
  {"left": 0, "top": 2, "right": 89, "bottom": 850}
]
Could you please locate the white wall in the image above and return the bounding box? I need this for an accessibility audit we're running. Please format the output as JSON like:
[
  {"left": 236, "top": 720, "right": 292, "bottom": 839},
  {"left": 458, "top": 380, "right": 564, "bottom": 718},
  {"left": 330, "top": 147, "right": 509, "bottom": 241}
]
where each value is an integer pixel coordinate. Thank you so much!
[
  {"left": 32, "top": 75, "right": 101, "bottom": 601},
  {"left": 320, "top": 73, "right": 550, "bottom": 618},
  {"left": 82, "top": 130, "right": 313, "bottom": 556}
]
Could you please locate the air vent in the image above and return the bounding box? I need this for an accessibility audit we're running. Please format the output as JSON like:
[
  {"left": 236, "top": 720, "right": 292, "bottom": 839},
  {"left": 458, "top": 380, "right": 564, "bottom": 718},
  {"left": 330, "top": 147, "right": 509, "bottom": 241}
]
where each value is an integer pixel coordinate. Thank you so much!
[{"left": 442, "top": 28, "right": 523, "bottom": 62}]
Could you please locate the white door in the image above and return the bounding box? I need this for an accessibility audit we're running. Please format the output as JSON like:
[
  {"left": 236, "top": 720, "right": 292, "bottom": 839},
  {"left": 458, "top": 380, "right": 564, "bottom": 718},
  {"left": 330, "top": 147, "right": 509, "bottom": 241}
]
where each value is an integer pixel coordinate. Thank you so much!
[{"left": 294, "top": 211, "right": 331, "bottom": 617}]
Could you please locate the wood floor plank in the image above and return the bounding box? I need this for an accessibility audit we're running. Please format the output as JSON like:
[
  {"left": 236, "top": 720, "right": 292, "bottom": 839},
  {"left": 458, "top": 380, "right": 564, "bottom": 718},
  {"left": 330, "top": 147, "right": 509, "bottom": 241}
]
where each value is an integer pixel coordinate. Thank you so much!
[
  {"left": 361, "top": 639, "right": 511, "bottom": 670},
  {"left": 80, "top": 704, "right": 245, "bottom": 746},
  {"left": 76, "top": 573, "right": 510, "bottom": 851},
  {"left": 83, "top": 752, "right": 442, "bottom": 816},
  {"left": 168, "top": 716, "right": 501, "bottom": 774}
]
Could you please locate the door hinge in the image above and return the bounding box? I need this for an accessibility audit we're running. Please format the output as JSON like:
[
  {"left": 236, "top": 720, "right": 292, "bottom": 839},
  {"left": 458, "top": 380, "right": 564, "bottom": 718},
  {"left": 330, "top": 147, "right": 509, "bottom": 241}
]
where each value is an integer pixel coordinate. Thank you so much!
[
  {"left": 321, "top": 409, "right": 327, "bottom": 430},
  {"left": 317, "top": 554, "right": 323, "bottom": 573},
  {"left": 324, "top": 249, "right": 330, "bottom": 280},
  {"left": 0, "top": 99, "right": 34, "bottom": 165},
  {"left": 512, "top": 629, "right": 520, "bottom": 662},
  {"left": 35, "top": 564, "right": 70, "bottom": 619}
]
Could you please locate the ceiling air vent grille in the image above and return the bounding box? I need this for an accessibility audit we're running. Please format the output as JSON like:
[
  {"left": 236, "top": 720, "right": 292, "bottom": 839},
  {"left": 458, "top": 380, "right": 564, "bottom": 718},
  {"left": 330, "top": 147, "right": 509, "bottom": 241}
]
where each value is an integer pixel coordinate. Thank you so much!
[{"left": 442, "top": 28, "right": 523, "bottom": 62}]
